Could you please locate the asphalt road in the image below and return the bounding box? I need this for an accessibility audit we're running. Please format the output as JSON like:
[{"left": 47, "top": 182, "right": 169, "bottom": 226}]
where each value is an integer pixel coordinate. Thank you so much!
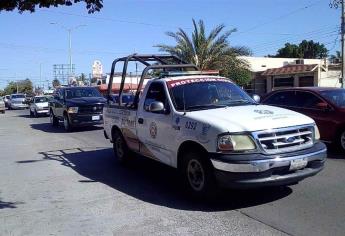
[{"left": 0, "top": 109, "right": 344, "bottom": 236}]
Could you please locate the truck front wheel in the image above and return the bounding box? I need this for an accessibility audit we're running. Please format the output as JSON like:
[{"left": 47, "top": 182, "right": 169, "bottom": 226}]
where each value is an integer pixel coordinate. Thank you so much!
[
  {"left": 50, "top": 111, "right": 59, "bottom": 127},
  {"left": 181, "top": 151, "right": 217, "bottom": 197},
  {"left": 112, "top": 129, "right": 130, "bottom": 163}
]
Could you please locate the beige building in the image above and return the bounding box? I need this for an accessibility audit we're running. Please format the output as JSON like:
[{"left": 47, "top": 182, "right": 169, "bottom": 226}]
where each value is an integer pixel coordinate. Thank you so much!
[{"left": 240, "top": 56, "right": 341, "bottom": 95}]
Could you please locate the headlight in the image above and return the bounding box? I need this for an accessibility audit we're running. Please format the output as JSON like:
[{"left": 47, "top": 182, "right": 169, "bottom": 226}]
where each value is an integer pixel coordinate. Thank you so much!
[
  {"left": 314, "top": 125, "right": 320, "bottom": 141},
  {"left": 68, "top": 107, "right": 79, "bottom": 113},
  {"left": 217, "top": 134, "right": 256, "bottom": 152}
]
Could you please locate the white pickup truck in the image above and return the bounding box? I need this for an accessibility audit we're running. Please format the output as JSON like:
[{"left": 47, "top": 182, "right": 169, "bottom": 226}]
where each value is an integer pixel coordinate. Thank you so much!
[{"left": 103, "top": 54, "right": 326, "bottom": 196}]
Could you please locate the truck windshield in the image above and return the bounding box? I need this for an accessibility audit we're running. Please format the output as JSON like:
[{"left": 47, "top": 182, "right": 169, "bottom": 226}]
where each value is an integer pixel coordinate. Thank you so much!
[
  {"left": 34, "top": 97, "right": 49, "bottom": 103},
  {"left": 167, "top": 78, "right": 255, "bottom": 111},
  {"left": 65, "top": 88, "right": 102, "bottom": 99},
  {"left": 11, "top": 94, "right": 25, "bottom": 99}
]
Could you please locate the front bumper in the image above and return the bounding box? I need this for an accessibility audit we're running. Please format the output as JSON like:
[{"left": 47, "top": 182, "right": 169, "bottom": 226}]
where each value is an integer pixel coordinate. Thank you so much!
[
  {"left": 11, "top": 104, "right": 28, "bottom": 109},
  {"left": 68, "top": 113, "right": 103, "bottom": 126},
  {"left": 36, "top": 109, "right": 49, "bottom": 114},
  {"left": 210, "top": 142, "right": 326, "bottom": 188}
]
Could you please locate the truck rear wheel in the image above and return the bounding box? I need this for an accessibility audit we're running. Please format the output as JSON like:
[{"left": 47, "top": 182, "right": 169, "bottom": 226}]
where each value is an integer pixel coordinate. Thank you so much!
[
  {"left": 181, "top": 151, "right": 217, "bottom": 198},
  {"left": 112, "top": 129, "right": 130, "bottom": 163}
]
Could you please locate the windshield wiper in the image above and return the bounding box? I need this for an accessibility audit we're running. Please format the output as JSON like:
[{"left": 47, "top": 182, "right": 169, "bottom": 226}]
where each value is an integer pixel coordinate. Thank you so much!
[{"left": 186, "top": 104, "right": 227, "bottom": 110}]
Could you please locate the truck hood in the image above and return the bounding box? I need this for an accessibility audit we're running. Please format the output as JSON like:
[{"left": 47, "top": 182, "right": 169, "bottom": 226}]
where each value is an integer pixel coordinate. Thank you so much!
[
  {"left": 185, "top": 104, "right": 315, "bottom": 132},
  {"left": 65, "top": 97, "right": 106, "bottom": 106}
]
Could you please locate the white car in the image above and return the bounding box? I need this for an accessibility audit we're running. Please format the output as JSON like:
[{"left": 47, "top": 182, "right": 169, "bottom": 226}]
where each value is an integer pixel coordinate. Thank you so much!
[
  {"left": 29, "top": 96, "right": 50, "bottom": 117},
  {"left": 0, "top": 97, "right": 5, "bottom": 113}
]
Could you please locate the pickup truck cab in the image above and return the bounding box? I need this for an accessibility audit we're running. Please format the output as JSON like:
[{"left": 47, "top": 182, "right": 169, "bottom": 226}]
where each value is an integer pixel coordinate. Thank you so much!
[
  {"left": 103, "top": 55, "right": 326, "bottom": 196},
  {"left": 49, "top": 86, "right": 106, "bottom": 131}
]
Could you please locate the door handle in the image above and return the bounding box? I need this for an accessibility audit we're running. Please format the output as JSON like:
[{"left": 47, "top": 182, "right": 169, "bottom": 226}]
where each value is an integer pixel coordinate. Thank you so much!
[{"left": 138, "top": 118, "right": 144, "bottom": 124}]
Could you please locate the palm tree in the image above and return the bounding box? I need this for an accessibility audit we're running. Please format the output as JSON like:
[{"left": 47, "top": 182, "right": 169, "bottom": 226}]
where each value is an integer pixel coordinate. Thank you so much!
[
  {"left": 330, "top": 51, "right": 341, "bottom": 64},
  {"left": 155, "top": 19, "right": 251, "bottom": 85}
]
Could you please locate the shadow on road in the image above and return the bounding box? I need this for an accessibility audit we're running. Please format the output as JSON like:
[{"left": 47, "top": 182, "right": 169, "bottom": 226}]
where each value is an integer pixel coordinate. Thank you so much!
[
  {"left": 326, "top": 144, "right": 345, "bottom": 159},
  {"left": 17, "top": 114, "right": 49, "bottom": 119},
  {"left": 20, "top": 147, "right": 293, "bottom": 211},
  {"left": 0, "top": 195, "right": 23, "bottom": 210},
  {"left": 30, "top": 123, "right": 103, "bottom": 133}
]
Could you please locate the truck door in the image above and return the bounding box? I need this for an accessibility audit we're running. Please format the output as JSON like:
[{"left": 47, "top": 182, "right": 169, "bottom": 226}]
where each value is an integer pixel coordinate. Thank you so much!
[{"left": 136, "top": 82, "right": 174, "bottom": 166}]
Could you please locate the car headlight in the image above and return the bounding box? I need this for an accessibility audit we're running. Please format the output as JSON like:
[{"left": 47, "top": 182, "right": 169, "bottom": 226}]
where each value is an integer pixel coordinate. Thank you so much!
[
  {"left": 67, "top": 107, "right": 79, "bottom": 113},
  {"left": 217, "top": 134, "right": 256, "bottom": 152},
  {"left": 314, "top": 125, "right": 320, "bottom": 141}
]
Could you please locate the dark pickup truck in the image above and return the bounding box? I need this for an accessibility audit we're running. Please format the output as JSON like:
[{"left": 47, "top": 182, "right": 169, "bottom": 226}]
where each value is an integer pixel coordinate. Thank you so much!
[{"left": 49, "top": 86, "right": 106, "bottom": 131}]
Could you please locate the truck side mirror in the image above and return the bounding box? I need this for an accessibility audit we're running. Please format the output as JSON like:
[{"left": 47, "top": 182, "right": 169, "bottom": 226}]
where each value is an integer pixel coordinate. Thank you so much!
[
  {"left": 252, "top": 94, "right": 261, "bottom": 103},
  {"left": 149, "top": 101, "right": 165, "bottom": 113}
]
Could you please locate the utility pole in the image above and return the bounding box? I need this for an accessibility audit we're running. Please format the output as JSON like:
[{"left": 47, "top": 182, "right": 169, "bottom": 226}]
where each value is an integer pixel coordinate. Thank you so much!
[
  {"left": 338, "top": 0, "right": 345, "bottom": 88},
  {"left": 68, "top": 29, "right": 72, "bottom": 82},
  {"left": 50, "top": 23, "right": 86, "bottom": 85},
  {"left": 330, "top": 0, "right": 345, "bottom": 88}
]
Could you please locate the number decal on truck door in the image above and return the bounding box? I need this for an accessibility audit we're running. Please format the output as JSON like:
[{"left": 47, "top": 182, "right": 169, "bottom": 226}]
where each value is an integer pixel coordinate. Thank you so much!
[{"left": 185, "top": 121, "right": 197, "bottom": 130}]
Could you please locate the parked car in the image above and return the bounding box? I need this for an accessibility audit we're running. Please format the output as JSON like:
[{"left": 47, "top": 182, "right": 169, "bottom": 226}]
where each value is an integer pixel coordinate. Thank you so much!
[
  {"left": 3, "top": 95, "right": 10, "bottom": 108},
  {"left": 8, "top": 93, "right": 28, "bottom": 109},
  {"left": 261, "top": 87, "right": 345, "bottom": 151},
  {"left": 103, "top": 54, "right": 326, "bottom": 197},
  {"left": 49, "top": 87, "right": 106, "bottom": 131},
  {"left": 29, "top": 96, "right": 50, "bottom": 117},
  {"left": 0, "top": 97, "right": 5, "bottom": 113}
]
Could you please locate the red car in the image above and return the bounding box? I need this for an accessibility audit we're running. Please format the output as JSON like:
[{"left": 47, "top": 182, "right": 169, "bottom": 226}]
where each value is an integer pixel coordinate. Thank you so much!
[{"left": 262, "top": 87, "right": 345, "bottom": 151}]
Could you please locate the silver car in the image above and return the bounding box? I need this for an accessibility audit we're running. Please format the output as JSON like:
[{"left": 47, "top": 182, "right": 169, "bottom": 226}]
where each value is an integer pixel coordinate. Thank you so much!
[
  {"left": 9, "top": 94, "right": 28, "bottom": 109},
  {"left": 0, "top": 97, "right": 5, "bottom": 114},
  {"left": 3, "top": 95, "right": 10, "bottom": 108},
  {"left": 29, "top": 96, "right": 50, "bottom": 117}
]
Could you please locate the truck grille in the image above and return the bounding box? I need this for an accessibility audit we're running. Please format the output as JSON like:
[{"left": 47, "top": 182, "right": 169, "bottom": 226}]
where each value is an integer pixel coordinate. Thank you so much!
[
  {"left": 78, "top": 105, "right": 103, "bottom": 114},
  {"left": 254, "top": 125, "right": 314, "bottom": 154}
]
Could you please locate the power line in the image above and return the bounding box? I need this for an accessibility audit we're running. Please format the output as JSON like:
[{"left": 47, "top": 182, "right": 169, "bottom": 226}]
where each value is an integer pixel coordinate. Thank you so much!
[
  {"left": 44, "top": 10, "right": 192, "bottom": 30},
  {"left": 236, "top": 0, "right": 323, "bottom": 35}
]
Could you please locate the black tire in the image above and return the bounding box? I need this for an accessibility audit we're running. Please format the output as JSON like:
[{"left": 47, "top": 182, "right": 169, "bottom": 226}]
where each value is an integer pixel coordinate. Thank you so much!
[
  {"left": 63, "top": 114, "right": 72, "bottom": 131},
  {"left": 337, "top": 130, "right": 345, "bottom": 153},
  {"left": 112, "top": 129, "right": 130, "bottom": 163},
  {"left": 180, "top": 150, "right": 218, "bottom": 198},
  {"left": 50, "top": 111, "right": 59, "bottom": 127}
]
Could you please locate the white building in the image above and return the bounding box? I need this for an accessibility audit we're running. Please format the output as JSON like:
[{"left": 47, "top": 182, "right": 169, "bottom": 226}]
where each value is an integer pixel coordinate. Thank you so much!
[{"left": 240, "top": 56, "right": 341, "bottom": 95}]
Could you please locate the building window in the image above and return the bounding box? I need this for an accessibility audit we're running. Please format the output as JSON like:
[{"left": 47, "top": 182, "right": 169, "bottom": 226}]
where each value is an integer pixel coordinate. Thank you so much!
[
  {"left": 273, "top": 77, "right": 294, "bottom": 88},
  {"left": 299, "top": 76, "right": 314, "bottom": 87}
]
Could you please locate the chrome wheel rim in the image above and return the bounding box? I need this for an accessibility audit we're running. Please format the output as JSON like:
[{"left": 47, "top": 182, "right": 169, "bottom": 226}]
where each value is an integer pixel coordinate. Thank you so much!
[
  {"left": 64, "top": 116, "right": 69, "bottom": 129},
  {"left": 187, "top": 159, "right": 205, "bottom": 191},
  {"left": 341, "top": 132, "right": 345, "bottom": 150},
  {"left": 115, "top": 137, "right": 124, "bottom": 158},
  {"left": 50, "top": 113, "right": 54, "bottom": 124}
]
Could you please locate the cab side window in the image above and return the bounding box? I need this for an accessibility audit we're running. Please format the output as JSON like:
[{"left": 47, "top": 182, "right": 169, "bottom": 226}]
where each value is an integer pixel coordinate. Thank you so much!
[
  {"left": 144, "top": 82, "right": 169, "bottom": 113},
  {"left": 294, "top": 91, "right": 323, "bottom": 109},
  {"left": 264, "top": 91, "right": 296, "bottom": 106}
]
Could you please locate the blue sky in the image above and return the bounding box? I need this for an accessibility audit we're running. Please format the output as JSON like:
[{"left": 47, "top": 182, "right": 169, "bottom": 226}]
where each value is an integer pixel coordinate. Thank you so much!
[{"left": 0, "top": 0, "right": 340, "bottom": 89}]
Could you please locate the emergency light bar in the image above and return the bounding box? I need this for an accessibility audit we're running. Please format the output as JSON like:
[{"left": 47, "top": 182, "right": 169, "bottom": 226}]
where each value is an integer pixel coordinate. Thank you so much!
[{"left": 159, "top": 70, "right": 219, "bottom": 78}]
